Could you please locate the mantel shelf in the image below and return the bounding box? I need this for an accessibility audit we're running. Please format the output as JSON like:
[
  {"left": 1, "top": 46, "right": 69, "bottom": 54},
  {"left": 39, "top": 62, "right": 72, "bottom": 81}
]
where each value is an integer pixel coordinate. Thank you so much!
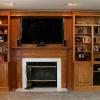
[{"left": 11, "top": 45, "right": 70, "bottom": 50}]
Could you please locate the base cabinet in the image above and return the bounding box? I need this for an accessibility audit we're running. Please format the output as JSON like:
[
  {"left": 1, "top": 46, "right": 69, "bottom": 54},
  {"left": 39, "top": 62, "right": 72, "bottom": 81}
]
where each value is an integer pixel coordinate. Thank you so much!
[
  {"left": 74, "top": 62, "right": 92, "bottom": 87},
  {"left": 0, "top": 63, "right": 9, "bottom": 91}
]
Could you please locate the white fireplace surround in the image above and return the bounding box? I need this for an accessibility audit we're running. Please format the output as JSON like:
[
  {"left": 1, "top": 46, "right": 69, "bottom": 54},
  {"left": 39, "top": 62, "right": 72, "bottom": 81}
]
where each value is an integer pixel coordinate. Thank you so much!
[{"left": 22, "top": 58, "right": 61, "bottom": 89}]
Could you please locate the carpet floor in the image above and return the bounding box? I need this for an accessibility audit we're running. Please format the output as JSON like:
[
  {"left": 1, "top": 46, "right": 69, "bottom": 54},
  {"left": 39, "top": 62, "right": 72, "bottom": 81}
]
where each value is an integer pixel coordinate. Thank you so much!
[{"left": 0, "top": 90, "right": 100, "bottom": 100}]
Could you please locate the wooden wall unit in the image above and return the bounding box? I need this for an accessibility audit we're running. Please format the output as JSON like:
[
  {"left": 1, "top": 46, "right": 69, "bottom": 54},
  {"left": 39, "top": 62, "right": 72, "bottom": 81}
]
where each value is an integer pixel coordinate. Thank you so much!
[
  {"left": 0, "top": 11, "right": 13, "bottom": 91},
  {"left": 11, "top": 11, "right": 100, "bottom": 92},
  {"left": 9, "top": 12, "right": 73, "bottom": 89},
  {"left": 4, "top": 11, "right": 100, "bottom": 92},
  {"left": 73, "top": 12, "right": 100, "bottom": 92}
]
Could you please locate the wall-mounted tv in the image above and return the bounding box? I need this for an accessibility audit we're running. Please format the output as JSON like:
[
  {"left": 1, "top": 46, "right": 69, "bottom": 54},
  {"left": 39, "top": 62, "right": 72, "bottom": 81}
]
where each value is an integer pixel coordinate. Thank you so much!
[{"left": 20, "top": 17, "right": 64, "bottom": 44}]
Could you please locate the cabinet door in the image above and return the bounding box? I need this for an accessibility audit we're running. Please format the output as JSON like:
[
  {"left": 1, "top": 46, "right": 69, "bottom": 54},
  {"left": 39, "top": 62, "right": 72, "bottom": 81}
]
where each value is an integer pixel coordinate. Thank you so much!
[
  {"left": 74, "top": 62, "right": 92, "bottom": 86},
  {"left": 0, "top": 63, "right": 8, "bottom": 87}
]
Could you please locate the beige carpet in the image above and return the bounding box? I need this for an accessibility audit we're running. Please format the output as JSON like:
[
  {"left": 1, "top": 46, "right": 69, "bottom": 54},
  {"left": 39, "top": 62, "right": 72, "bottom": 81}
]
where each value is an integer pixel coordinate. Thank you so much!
[{"left": 0, "top": 91, "right": 100, "bottom": 100}]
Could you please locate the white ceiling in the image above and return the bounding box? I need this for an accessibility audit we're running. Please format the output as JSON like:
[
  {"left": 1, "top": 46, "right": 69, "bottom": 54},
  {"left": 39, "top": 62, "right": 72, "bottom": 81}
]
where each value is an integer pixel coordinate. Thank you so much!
[{"left": 0, "top": 0, "right": 100, "bottom": 11}]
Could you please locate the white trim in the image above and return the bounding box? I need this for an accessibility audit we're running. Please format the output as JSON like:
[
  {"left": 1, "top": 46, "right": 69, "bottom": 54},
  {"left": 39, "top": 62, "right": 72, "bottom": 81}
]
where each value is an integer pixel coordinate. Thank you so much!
[{"left": 22, "top": 58, "right": 61, "bottom": 89}]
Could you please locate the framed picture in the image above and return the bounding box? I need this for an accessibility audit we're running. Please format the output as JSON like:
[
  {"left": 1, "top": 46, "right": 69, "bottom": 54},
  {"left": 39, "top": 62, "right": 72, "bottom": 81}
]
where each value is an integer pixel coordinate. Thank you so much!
[
  {"left": 94, "top": 45, "right": 99, "bottom": 52},
  {"left": 96, "top": 37, "right": 100, "bottom": 43},
  {"left": 4, "top": 29, "right": 8, "bottom": 34},
  {"left": 83, "top": 36, "right": 91, "bottom": 43},
  {"left": 78, "top": 53, "right": 87, "bottom": 61},
  {"left": 76, "top": 27, "right": 87, "bottom": 34},
  {"left": 75, "top": 37, "right": 82, "bottom": 42},
  {"left": 2, "top": 45, "right": 7, "bottom": 54},
  {"left": 76, "top": 45, "right": 82, "bottom": 51}
]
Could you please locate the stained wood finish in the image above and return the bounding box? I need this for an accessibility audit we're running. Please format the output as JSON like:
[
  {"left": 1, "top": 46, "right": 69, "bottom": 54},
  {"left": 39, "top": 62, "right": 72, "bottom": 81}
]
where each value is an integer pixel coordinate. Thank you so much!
[
  {"left": 0, "top": 11, "right": 73, "bottom": 89},
  {"left": 64, "top": 17, "right": 73, "bottom": 48},
  {"left": 9, "top": 11, "right": 100, "bottom": 91},
  {"left": 0, "top": 11, "right": 10, "bottom": 16},
  {"left": 0, "top": 11, "right": 11, "bottom": 91},
  {"left": 64, "top": 17, "right": 73, "bottom": 89},
  {"left": 74, "top": 62, "right": 92, "bottom": 86},
  {"left": 72, "top": 12, "right": 100, "bottom": 16},
  {"left": 67, "top": 49, "right": 74, "bottom": 89},
  {"left": 13, "top": 48, "right": 68, "bottom": 88},
  {"left": 10, "top": 17, "right": 21, "bottom": 48},
  {"left": 0, "top": 63, "right": 9, "bottom": 91},
  {"left": 0, "top": 62, "right": 16, "bottom": 91},
  {"left": 8, "top": 62, "right": 17, "bottom": 90},
  {"left": 11, "top": 11, "right": 72, "bottom": 17},
  {"left": 72, "top": 12, "right": 100, "bottom": 91},
  {"left": 9, "top": 15, "right": 73, "bottom": 89},
  {"left": 3, "top": 11, "right": 100, "bottom": 92}
]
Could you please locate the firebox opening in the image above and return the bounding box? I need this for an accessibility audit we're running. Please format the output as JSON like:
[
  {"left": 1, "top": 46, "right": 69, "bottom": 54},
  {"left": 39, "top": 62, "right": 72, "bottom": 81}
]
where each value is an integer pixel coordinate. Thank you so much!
[{"left": 26, "top": 62, "right": 57, "bottom": 89}]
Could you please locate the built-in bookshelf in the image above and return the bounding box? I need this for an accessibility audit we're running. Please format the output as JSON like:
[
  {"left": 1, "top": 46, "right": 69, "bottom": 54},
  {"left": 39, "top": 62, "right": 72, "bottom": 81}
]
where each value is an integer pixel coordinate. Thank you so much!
[
  {"left": 0, "top": 16, "right": 9, "bottom": 62},
  {"left": 93, "top": 26, "right": 100, "bottom": 61},
  {"left": 73, "top": 16, "right": 100, "bottom": 90},
  {"left": 74, "top": 16, "right": 100, "bottom": 62},
  {"left": 0, "top": 13, "right": 10, "bottom": 92},
  {"left": 74, "top": 22, "right": 92, "bottom": 61}
]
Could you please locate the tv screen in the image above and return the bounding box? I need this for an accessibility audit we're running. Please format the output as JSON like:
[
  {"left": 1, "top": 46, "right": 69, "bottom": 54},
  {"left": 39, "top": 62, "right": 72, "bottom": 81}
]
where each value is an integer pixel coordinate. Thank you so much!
[{"left": 21, "top": 17, "right": 64, "bottom": 44}]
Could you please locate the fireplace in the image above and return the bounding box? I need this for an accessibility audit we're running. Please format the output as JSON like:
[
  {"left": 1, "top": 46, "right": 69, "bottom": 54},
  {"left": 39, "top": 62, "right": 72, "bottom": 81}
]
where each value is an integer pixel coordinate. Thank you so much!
[
  {"left": 22, "top": 58, "right": 61, "bottom": 89},
  {"left": 26, "top": 62, "right": 57, "bottom": 88}
]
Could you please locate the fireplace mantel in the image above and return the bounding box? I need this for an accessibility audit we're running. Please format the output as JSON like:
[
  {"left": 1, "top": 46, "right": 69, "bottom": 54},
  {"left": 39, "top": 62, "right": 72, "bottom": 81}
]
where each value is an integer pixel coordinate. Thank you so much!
[{"left": 12, "top": 48, "right": 68, "bottom": 89}]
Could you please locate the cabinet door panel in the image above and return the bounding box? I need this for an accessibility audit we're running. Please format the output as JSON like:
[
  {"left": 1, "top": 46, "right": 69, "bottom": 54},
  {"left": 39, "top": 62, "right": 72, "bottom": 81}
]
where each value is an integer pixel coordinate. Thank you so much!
[
  {"left": 74, "top": 62, "right": 92, "bottom": 86},
  {"left": 0, "top": 64, "right": 8, "bottom": 86}
]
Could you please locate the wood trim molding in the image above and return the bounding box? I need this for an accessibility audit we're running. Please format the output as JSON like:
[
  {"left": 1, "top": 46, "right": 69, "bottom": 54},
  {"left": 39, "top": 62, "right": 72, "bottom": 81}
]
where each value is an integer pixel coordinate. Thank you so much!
[
  {"left": 0, "top": 10, "right": 11, "bottom": 16},
  {"left": 10, "top": 11, "right": 72, "bottom": 17},
  {"left": 72, "top": 11, "right": 100, "bottom": 16},
  {"left": 0, "top": 87, "right": 9, "bottom": 91}
]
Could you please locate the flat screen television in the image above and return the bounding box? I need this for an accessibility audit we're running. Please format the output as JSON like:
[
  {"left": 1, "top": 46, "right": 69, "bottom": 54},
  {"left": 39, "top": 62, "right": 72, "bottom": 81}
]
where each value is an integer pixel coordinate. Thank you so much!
[{"left": 20, "top": 17, "right": 64, "bottom": 44}]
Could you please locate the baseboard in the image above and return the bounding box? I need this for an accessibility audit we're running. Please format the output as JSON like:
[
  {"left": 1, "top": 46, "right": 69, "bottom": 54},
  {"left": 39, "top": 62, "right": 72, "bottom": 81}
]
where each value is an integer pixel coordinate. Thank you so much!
[{"left": 0, "top": 87, "right": 9, "bottom": 92}]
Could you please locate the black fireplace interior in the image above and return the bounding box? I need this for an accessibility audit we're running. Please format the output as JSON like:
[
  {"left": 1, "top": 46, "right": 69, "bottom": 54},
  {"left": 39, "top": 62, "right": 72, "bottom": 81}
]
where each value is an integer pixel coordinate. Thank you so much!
[{"left": 26, "top": 62, "right": 57, "bottom": 88}]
